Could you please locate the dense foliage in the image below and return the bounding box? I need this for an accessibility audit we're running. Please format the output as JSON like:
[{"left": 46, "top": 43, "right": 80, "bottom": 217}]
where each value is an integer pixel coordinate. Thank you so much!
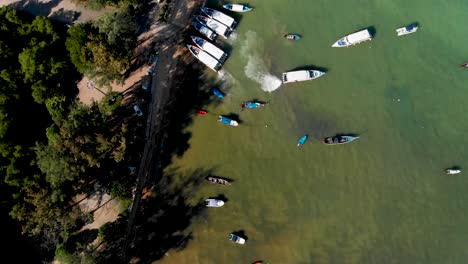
[
  {"left": 0, "top": 5, "right": 138, "bottom": 259},
  {"left": 66, "top": 8, "right": 137, "bottom": 84}
]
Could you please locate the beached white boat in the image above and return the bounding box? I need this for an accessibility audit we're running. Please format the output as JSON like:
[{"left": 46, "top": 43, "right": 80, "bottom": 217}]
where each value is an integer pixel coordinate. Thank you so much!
[
  {"left": 223, "top": 4, "right": 252, "bottom": 13},
  {"left": 195, "top": 15, "right": 232, "bottom": 38},
  {"left": 201, "top": 7, "right": 237, "bottom": 29},
  {"left": 332, "top": 29, "right": 372, "bottom": 47},
  {"left": 396, "top": 24, "right": 418, "bottom": 36},
  {"left": 192, "top": 21, "right": 217, "bottom": 41},
  {"left": 205, "top": 199, "right": 225, "bottom": 207},
  {"left": 191, "top": 36, "right": 228, "bottom": 62},
  {"left": 187, "top": 45, "right": 222, "bottom": 72},
  {"left": 282, "top": 70, "right": 325, "bottom": 84}
]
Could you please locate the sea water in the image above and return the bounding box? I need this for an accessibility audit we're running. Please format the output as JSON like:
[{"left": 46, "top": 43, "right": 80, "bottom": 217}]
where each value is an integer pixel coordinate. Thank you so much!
[{"left": 161, "top": 0, "right": 468, "bottom": 263}]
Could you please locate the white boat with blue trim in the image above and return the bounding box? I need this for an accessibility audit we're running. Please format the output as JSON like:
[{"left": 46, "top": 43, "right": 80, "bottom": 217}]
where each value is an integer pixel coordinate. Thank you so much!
[
  {"left": 192, "top": 21, "right": 217, "bottom": 41},
  {"left": 396, "top": 24, "right": 418, "bottom": 36},
  {"left": 201, "top": 7, "right": 237, "bottom": 29},
  {"left": 187, "top": 45, "right": 222, "bottom": 72},
  {"left": 223, "top": 4, "right": 252, "bottom": 13},
  {"left": 195, "top": 15, "right": 232, "bottom": 38},
  {"left": 191, "top": 36, "right": 228, "bottom": 62},
  {"left": 332, "top": 29, "right": 372, "bottom": 47}
]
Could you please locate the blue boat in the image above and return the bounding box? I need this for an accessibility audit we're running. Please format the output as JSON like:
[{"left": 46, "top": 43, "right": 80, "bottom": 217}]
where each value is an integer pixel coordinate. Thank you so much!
[
  {"left": 218, "top": 116, "right": 238, "bottom": 127},
  {"left": 211, "top": 87, "right": 225, "bottom": 98},
  {"left": 242, "top": 101, "right": 265, "bottom": 109},
  {"left": 297, "top": 135, "right": 308, "bottom": 147}
]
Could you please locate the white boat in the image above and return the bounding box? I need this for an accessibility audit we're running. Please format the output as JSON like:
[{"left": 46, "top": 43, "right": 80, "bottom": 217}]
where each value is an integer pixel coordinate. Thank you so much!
[
  {"left": 201, "top": 7, "right": 237, "bottom": 29},
  {"left": 396, "top": 24, "right": 418, "bottom": 36},
  {"left": 191, "top": 36, "right": 228, "bottom": 62},
  {"left": 192, "top": 21, "right": 217, "bottom": 41},
  {"left": 187, "top": 45, "right": 222, "bottom": 72},
  {"left": 332, "top": 29, "right": 372, "bottom": 47},
  {"left": 223, "top": 4, "right": 252, "bottom": 13},
  {"left": 229, "top": 234, "right": 246, "bottom": 244},
  {"left": 195, "top": 15, "right": 232, "bottom": 38},
  {"left": 205, "top": 199, "right": 225, "bottom": 207},
  {"left": 282, "top": 70, "right": 325, "bottom": 83},
  {"left": 445, "top": 168, "right": 461, "bottom": 175}
]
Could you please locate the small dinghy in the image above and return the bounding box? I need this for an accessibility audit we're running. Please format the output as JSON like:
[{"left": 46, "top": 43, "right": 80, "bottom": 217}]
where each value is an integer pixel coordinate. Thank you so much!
[
  {"left": 297, "top": 135, "right": 308, "bottom": 147},
  {"left": 396, "top": 24, "right": 418, "bottom": 36},
  {"left": 445, "top": 168, "right": 461, "bottom": 175},
  {"left": 284, "top": 34, "right": 301, "bottom": 40},
  {"left": 205, "top": 176, "right": 232, "bottom": 185},
  {"left": 211, "top": 87, "right": 225, "bottom": 98},
  {"left": 205, "top": 199, "right": 225, "bottom": 207},
  {"left": 461, "top": 62, "right": 468, "bottom": 68},
  {"left": 196, "top": 109, "right": 208, "bottom": 115},
  {"left": 242, "top": 101, "right": 266, "bottom": 109},
  {"left": 322, "top": 135, "right": 359, "bottom": 145},
  {"left": 218, "top": 116, "right": 239, "bottom": 127},
  {"left": 229, "top": 233, "right": 246, "bottom": 244},
  {"left": 223, "top": 4, "right": 252, "bottom": 12}
]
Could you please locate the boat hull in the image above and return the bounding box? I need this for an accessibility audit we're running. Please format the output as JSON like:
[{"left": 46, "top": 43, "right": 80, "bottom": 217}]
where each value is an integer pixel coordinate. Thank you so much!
[
  {"left": 191, "top": 36, "right": 228, "bottom": 62},
  {"left": 192, "top": 21, "right": 217, "bottom": 41},
  {"left": 282, "top": 70, "right": 325, "bottom": 83},
  {"left": 284, "top": 34, "right": 301, "bottom": 40},
  {"left": 211, "top": 87, "right": 224, "bottom": 98},
  {"left": 223, "top": 4, "right": 252, "bottom": 12},
  {"left": 187, "top": 45, "right": 222, "bottom": 72},
  {"left": 322, "top": 135, "right": 359, "bottom": 145},
  {"left": 243, "top": 101, "right": 265, "bottom": 109},
  {"left": 218, "top": 116, "right": 238, "bottom": 126},
  {"left": 332, "top": 29, "right": 372, "bottom": 47},
  {"left": 206, "top": 176, "right": 231, "bottom": 185},
  {"left": 297, "top": 135, "right": 308, "bottom": 146}
]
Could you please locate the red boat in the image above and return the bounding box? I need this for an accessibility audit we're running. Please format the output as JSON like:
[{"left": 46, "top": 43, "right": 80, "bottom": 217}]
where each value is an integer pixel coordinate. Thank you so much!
[
  {"left": 196, "top": 109, "right": 208, "bottom": 115},
  {"left": 252, "top": 261, "right": 263, "bottom": 264}
]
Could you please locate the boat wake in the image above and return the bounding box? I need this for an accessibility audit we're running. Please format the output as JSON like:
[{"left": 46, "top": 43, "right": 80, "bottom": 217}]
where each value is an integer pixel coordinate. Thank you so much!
[{"left": 240, "top": 31, "right": 282, "bottom": 92}]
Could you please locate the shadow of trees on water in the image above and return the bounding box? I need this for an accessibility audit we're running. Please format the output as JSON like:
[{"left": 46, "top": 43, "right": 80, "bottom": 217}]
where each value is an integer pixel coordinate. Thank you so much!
[{"left": 99, "top": 168, "right": 210, "bottom": 263}]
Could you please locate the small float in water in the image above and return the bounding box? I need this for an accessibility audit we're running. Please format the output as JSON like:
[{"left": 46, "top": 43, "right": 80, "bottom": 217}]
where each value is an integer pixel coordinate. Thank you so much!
[
  {"left": 284, "top": 34, "right": 301, "bottom": 41},
  {"left": 223, "top": 4, "right": 252, "bottom": 12},
  {"left": 461, "top": 62, "right": 468, "bottom": 68},
  {"left": 218, "top": 116, "right": 239, "bottom": 127}
]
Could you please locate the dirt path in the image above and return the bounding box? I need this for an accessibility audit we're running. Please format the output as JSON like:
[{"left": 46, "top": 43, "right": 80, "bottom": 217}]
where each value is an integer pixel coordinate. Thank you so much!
[{"left": 122, "top": 0, "right": 201, "bottom": 260}]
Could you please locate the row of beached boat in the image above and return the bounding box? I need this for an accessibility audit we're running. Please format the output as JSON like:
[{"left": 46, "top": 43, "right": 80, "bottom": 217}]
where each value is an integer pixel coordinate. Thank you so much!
[{"left": 187, "top": 7, "right": 240, "bottom": 72}]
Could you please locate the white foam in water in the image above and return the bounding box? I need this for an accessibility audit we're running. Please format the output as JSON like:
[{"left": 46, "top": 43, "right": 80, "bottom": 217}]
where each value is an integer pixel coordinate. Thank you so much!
[
  {"left": 218, "top": 70, "right": 238, "bottom": 88},
  {"left": 240, "top": 31, "right": 282, "bottom": 92}
]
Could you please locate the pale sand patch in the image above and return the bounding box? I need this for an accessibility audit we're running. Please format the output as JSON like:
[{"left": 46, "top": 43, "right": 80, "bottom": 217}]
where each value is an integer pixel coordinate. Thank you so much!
[{"left": 76, "top": 192, "right": 122, "bottom": 231}]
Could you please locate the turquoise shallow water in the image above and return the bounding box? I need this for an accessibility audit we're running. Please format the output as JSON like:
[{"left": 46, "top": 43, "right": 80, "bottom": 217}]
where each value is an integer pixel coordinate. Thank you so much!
[{"left": 160, "top": 0, "right": 468, "bottom": 263}]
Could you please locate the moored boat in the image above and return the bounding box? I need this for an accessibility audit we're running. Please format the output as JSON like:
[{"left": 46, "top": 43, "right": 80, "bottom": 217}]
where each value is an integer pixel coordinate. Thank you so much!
[
  {"left": 187, "top": 45, "right": 223, "bottom": 72},
  {"left": 282, "top": 70, "right": 325, "bottom": 83},
  {"left": 205, "top": 199, "right": 225, "bottom": 207},
  {"left": 218, "top": 116, "right": 239, "bottom": 126},
  {"left": 196, "top": 109, "right": 208, "bottom": 115},
  {"left": 191, "top": 36, "right": 228, "bottom": 62},
  {"left": 297, "top": 135, "right": 308, "bottom": 147},
  {"left": 332, "top": 29, "right": 372, "bottom": 47},
  {"left": 211, "top": 87, "right": 225, "bottom": 98},
  {"left": 396, "top": 24, "right": 418, "bottom": 36},
  {"left": 322, "top": 135, "right": 359, "bottom": 145},
  {"left": 445, "top": 168, "right": 461, "bottom": 175},
  {"left": 223, "top": 4, "right": 252, "bottom": 13},
  {"left": 201, "top": 7, "right": 237, "bottom": 29},
  {"left": 461, "top": 62, "right": 468, "bottom": 68},
  {"left": 242, "top": 101, "right": 265, "bottom": 109},
  {"left": 205, "top": 176, "right": 232, "bottom": 185},
  {"left": 229, "top": 233, "right": 246, "bottom": 244},
  {"left": 284, "top": 34, "right": 301, "bottom": 40},
  {"left": 195, "top": 15, "right": 232, "bottom": 38},
  {"left": 192, "top": 21, "right": 217, "bottom": 41}
]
